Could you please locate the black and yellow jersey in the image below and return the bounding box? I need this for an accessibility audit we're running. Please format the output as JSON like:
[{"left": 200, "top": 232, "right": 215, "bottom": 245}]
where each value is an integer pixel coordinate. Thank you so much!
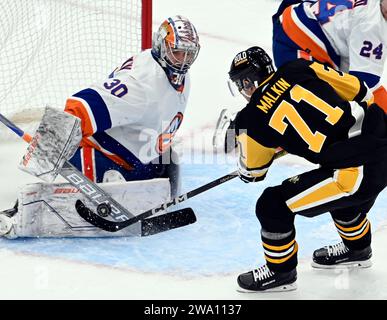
[{"left": 235, "top": 59, "right": 383, "bottom": 180}]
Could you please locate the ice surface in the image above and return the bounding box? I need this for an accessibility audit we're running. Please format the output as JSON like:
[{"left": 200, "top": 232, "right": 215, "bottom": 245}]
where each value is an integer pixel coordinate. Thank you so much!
[
  {"left": 1, "top": 143, "right": 387, "bottom": 279},
  {"left": 0, "top": 0, "right": 386, "bottom": 299}
]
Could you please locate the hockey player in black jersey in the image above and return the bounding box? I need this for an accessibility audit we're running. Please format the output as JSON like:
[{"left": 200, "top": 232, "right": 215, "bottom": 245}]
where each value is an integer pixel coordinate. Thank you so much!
[{"left": 228, "top": 46, "right": 387, "bottom": 292}]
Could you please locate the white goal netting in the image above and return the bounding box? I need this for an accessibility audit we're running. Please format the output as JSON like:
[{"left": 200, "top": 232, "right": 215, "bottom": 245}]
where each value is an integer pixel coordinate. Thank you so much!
[{"left": 0, "top": 0, "right": 151, "bottom": 135}]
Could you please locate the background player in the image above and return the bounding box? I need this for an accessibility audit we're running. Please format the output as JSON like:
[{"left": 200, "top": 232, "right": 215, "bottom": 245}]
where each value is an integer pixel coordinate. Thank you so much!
[
  {"left": 213, "top": 0, "right": 387, "bottom": 154},
  {"left": 228, "top": 46, "right": 387, "bottom": 292},
  {"left": 65, "top": 15, "right": 200, "bottom": 197},
  {"left": 272, "top": 0, "right": 387, "bottom": 112}
]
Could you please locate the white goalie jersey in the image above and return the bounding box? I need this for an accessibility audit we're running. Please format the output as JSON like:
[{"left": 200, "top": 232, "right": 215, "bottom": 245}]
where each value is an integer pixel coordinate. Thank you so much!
[{"left": 65, "top": 49, "right": 190, "bottom": 166}]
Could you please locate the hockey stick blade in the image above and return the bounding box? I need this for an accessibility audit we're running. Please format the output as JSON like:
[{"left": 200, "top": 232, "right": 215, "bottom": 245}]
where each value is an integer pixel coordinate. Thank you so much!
[
  {"left": 141, "top": 208, "right": 196, "bottom": 236},
  {"left": 75, "top": 200, "right": 122, "bottom": 232},
  {"left": 76, "top": 200, "right": 196, "bottom": 234}
]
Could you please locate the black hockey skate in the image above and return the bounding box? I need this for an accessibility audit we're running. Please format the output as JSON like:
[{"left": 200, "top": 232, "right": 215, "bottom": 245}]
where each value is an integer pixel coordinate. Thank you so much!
[
  {"left": 237, "top": 264, "right": 297, "bottom": 293},
  {"left": 312, "top": 242, "right": 372, "bottom": 269},
  {"left": 0, "top": 201, "right": 18, "bottom": 236}
]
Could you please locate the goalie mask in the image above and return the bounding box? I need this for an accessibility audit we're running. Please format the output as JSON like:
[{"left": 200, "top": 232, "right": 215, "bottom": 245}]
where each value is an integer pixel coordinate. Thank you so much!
[
  {"left": 152, "top": 15, "right": 200, "bottom": 90},
  {"left": 228, "top": 46, "right": 274, "bottom": 99}
]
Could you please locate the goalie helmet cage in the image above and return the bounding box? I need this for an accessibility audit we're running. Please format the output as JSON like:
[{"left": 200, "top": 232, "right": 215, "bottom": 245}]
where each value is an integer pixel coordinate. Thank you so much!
[{"left": 0, "top": 0, "right": 152, "bottom": 135}]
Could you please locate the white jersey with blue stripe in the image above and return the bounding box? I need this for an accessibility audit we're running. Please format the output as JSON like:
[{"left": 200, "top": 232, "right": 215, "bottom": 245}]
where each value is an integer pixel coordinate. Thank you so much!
[
  {"left": 66, "top": 49, "right": 190, "bottom": 165},
  {"left": 301, "top": 0, "right": 387, "bottom": 89}
]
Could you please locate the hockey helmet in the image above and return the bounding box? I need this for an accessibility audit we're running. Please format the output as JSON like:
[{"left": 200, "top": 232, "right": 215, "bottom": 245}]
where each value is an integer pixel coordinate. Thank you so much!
[
  {"left": 152, "top": 15, "right": 200, "bottom": 88},
  {"left": 228, "top": 46, "right": 274, "bottom": 96}
]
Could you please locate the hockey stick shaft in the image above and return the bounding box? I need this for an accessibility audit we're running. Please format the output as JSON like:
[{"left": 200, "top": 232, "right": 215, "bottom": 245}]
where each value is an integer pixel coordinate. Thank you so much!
[
  {"left": 75, "top": 170, "right": 238, "bottom": 231},
  {"left": 0, "top": 113, "right": 33, "bottom": 143},
  {"left": 76, "top": 149, "right": 288, "bottom": 231},
  {"left": 0, "top": 113, "right": 138, "bottom": 229},
  {"left": 127, "top": 149, "right": 287, "bottom": 220}
]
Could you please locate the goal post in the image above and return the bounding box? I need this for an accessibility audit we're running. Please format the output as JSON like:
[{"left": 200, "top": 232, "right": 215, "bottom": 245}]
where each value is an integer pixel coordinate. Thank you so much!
[
  {"left": 0, "top": 0, "right": 153, "bottom": 125},
  {"left": 142, "top": 0, "right": 153, "bottom": 51}
]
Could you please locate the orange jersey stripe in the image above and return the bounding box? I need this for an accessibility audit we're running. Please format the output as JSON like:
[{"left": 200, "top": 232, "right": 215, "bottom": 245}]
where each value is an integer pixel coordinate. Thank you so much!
[
  {"left": 82, "top": 147, "right": 95, "bottom": 182},
  {"left": 282, "top": 7, "right": 336, "bottom": 68},
  {"left": 298, "top": 50, "right": 312, "bottom": 61},
  {"left": 373, "top": 86, "right": 387, "bottom": 113},
  {"left": 81, "top": 138, "right": 133, "bottom": 171},
  {"left": 65, "top": 98, "right": 95, "bottom": 137}
]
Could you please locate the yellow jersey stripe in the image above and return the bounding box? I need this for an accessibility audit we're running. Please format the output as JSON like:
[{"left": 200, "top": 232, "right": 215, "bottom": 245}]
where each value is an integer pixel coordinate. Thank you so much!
[
  {"left": 309, "top": 62, "right": 361, "bottom": 102},
  {"left": 334, "top": 217, "right": 368, "bottom": 232},
  {"left": 339, "top": 223, "right": 370, "bottom": 241},
  {"left": 265, "top": 243, "right": 298, "bottom": 264},
  {"left": 262, "top": 239, "right": 296, "bottom": 251},
  {"left": 287, "top": 167, "right": 362, "bottom": 212}
]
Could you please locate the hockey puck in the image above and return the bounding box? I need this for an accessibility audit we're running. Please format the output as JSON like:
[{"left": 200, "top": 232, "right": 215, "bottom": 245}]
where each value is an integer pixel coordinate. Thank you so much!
[{"left": 97, "top": 203, "right": 111, "bottom": 217}]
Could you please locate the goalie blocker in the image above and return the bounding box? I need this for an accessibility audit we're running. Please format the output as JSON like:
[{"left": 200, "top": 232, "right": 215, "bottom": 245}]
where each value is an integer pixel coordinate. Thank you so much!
[{"left": 19, "top": 106, "right": 82, "bottom": 183}]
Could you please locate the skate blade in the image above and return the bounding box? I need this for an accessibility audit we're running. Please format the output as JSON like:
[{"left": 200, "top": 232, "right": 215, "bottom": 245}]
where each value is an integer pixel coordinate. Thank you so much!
[
  {"left": 311, "top": 259, "right": 372, "bottom": 269},
  {"left": 236, "top": 282, "right": 297, "bottom": 293}
]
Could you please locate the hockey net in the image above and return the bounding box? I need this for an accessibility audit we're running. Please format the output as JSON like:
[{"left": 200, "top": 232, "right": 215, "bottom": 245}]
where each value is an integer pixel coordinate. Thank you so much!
[{"left": 0, "top": 0, "right": 152, "bottom": 138}]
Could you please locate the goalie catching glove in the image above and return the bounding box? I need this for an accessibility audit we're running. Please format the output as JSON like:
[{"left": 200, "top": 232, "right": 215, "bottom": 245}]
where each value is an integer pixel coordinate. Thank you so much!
[{"left": 19, "top": 106, "right": 82, "bottom": 183}]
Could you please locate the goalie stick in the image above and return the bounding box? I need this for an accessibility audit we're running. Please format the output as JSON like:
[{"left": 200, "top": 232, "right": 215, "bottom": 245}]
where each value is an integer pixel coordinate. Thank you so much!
[
  {"left": 76, "top": 149, "right": 288, "bottom": 232},
  {"left": 0, "top": 113, "right": 196, "bottom": 236}
]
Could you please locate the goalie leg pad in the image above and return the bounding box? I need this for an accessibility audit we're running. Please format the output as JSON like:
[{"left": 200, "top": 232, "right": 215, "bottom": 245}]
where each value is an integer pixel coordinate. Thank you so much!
[
  {"left": 7, "top": 178, "right": 170, "bottom": 238},
  {"left": 18, "top": 106, "right": 82, "bottom": 183}
]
